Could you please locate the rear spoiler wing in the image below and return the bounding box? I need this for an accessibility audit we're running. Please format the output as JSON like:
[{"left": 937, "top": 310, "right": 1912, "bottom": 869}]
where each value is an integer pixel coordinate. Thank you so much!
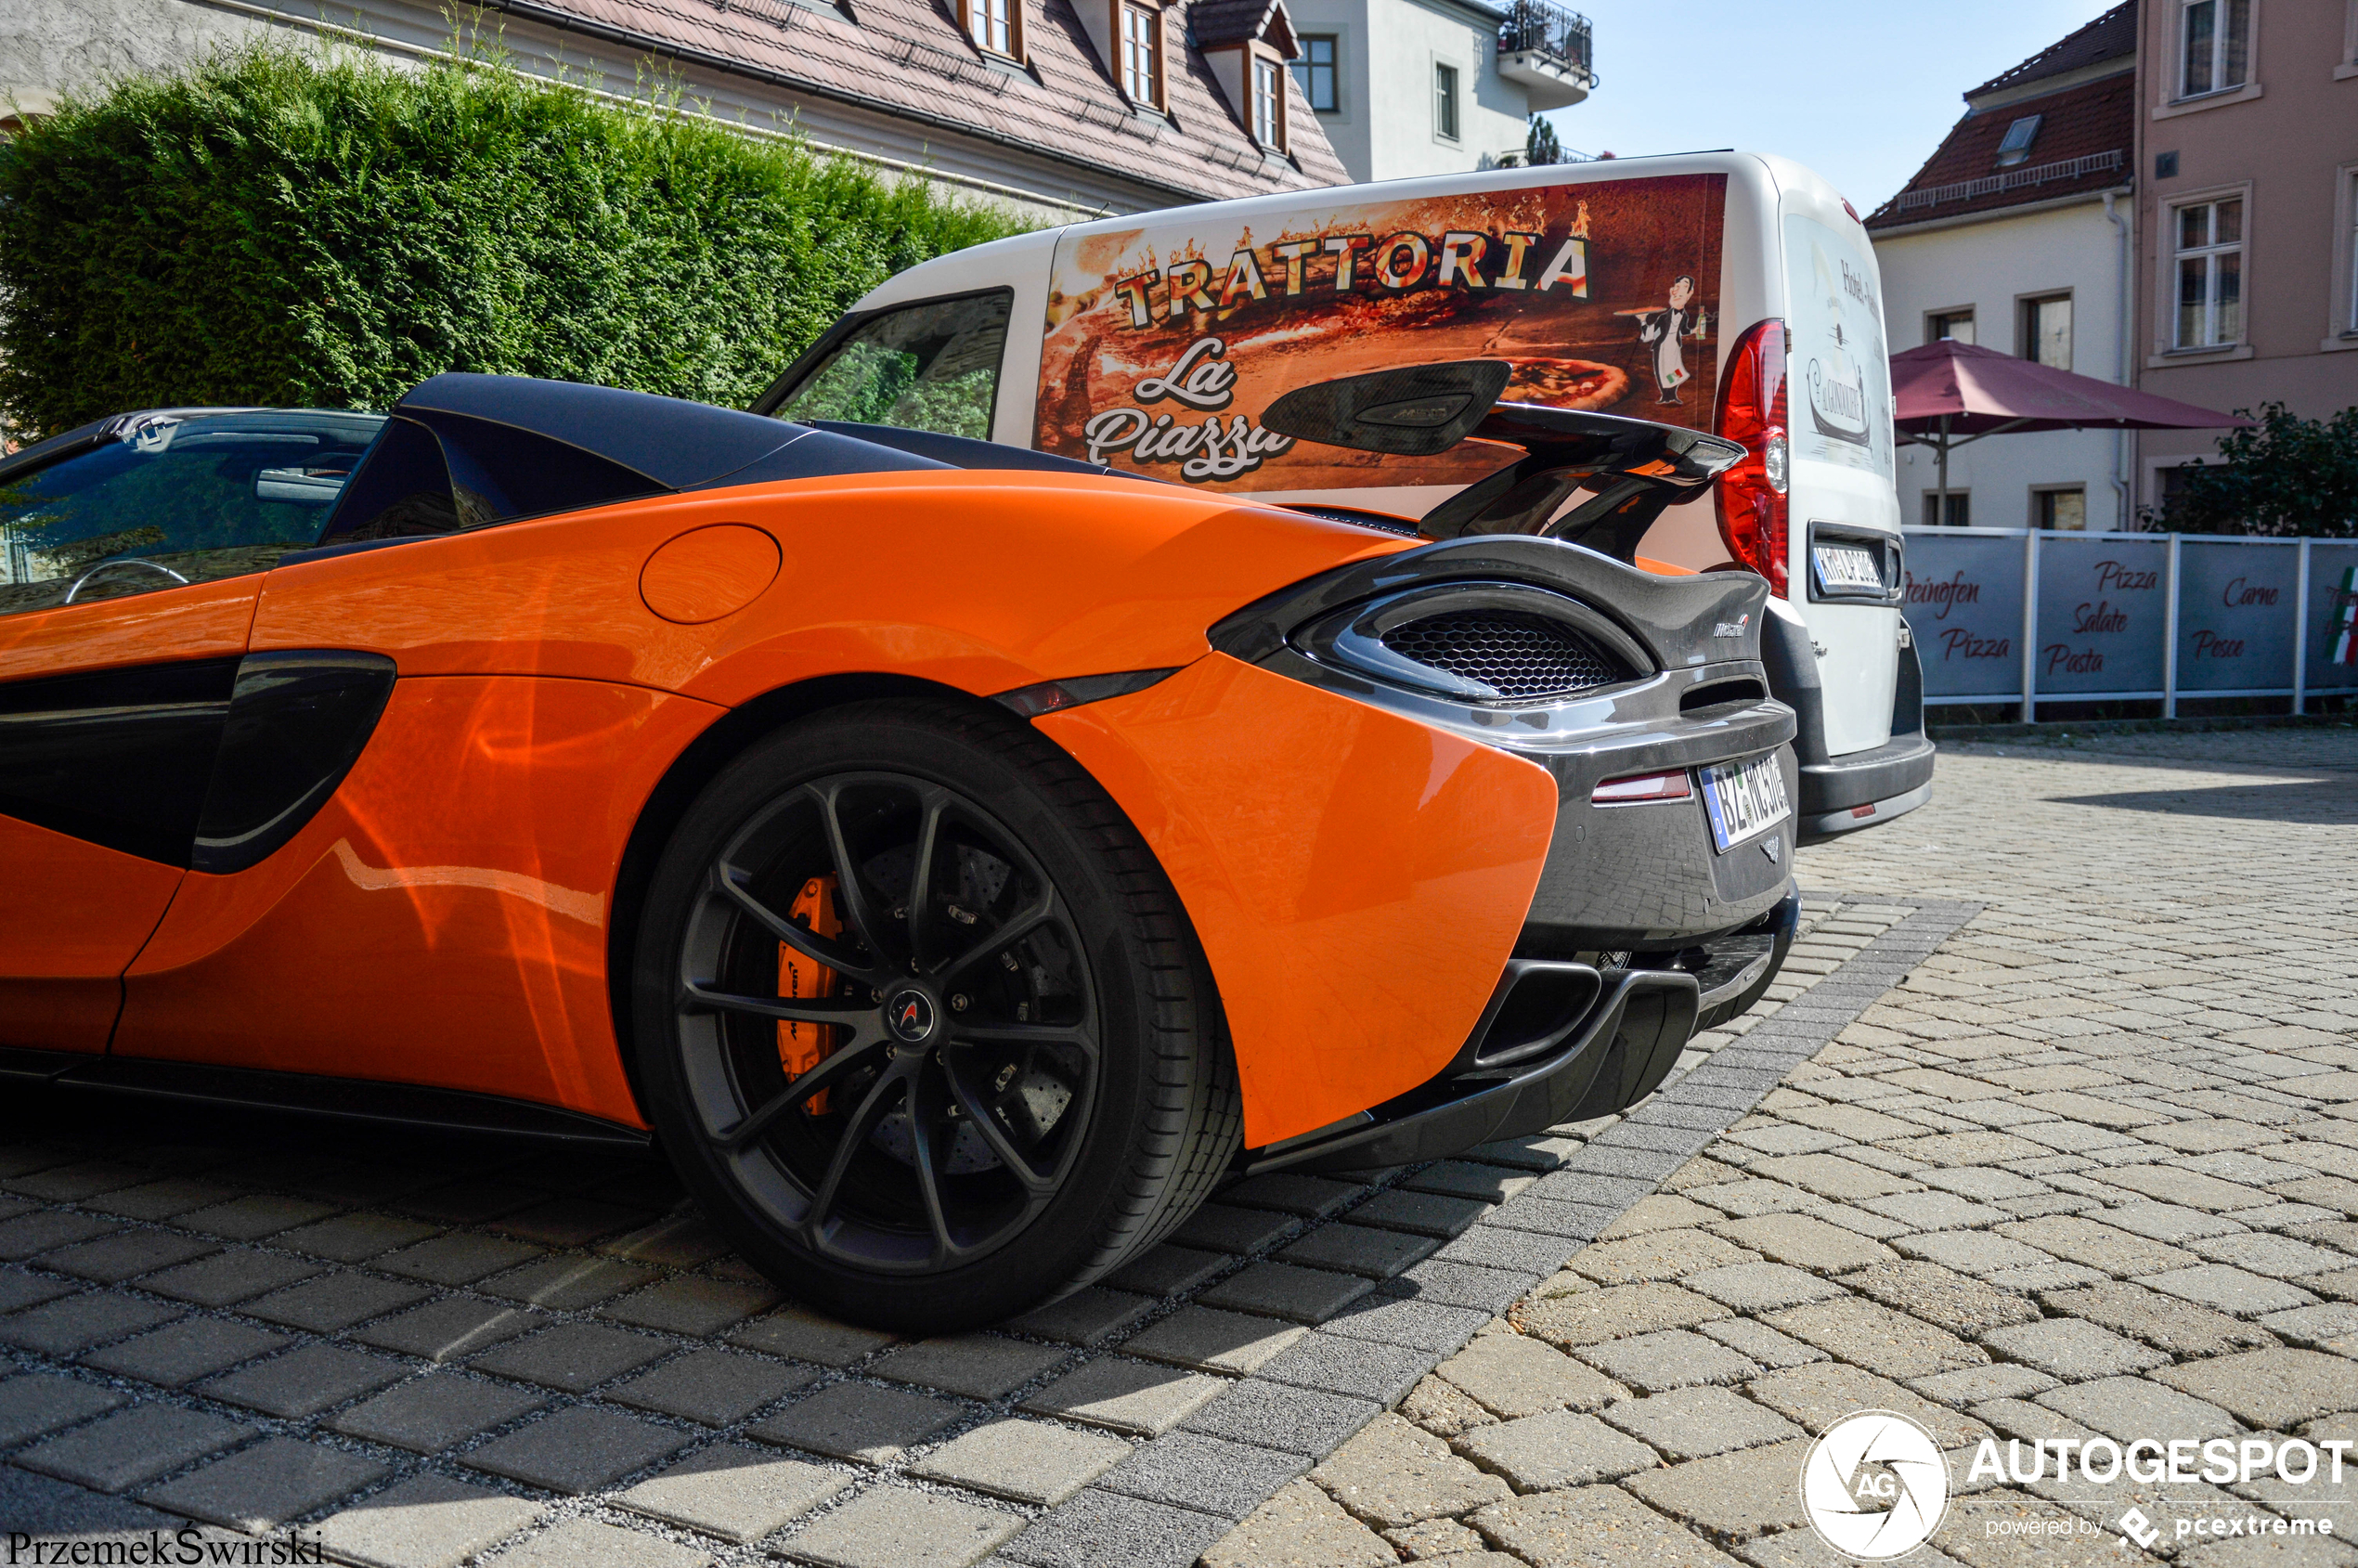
[{"left": 1260, "top": 360, "right": 1743, "bottom": 563}]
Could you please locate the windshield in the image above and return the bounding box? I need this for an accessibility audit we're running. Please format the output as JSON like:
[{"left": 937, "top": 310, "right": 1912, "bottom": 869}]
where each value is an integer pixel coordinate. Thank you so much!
[{"left": 0, "top": 409, "right": 385, "bottom": 616}]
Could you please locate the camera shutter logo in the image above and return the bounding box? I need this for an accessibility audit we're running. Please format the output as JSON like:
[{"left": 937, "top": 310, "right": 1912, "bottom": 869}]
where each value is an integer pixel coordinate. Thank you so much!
[{"left": 1801, "top": 1410, "right": 1950, "bottom": 1559}]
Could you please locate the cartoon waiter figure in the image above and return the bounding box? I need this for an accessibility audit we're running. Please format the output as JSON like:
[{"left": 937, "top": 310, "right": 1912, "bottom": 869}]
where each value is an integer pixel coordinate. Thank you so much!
[{"left": 1620, "top": 277, "right": 1704, "bottom": 405}]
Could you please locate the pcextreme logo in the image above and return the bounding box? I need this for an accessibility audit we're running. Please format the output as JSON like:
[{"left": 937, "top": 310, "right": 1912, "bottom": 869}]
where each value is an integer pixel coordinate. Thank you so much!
[{"left": 1800, "top": 1410, "right": 1950, "bottom": 1560}]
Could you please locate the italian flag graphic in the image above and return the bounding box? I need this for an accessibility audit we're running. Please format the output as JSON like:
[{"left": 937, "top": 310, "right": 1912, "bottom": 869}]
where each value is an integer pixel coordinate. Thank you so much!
[{"left": 2336, "top": 565, "right": 2358, "bottom": 667}]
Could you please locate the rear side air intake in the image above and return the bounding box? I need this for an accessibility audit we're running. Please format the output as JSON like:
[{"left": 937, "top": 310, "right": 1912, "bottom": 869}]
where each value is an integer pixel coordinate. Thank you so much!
[
  {"left": 1292, "top": 582, "right": 1650, "bottom": 706},
  {"left": 1379, "top": 610, "right": 1626, "bottom": 702}
]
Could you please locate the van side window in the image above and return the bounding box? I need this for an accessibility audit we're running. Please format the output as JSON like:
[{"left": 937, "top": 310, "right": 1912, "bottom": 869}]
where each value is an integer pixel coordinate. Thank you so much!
[{"left": 771, "top": 292, "right": 1012, "bottom": 441}]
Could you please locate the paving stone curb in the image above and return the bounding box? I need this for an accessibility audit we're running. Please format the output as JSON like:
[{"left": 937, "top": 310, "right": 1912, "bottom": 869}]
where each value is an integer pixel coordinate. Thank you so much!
[
  {"left": 0, "top": 893, "right": 1971, "bottom": 1568},
  {"left": 979, "top": 895, "right": 1981, "bottom": 1568}
]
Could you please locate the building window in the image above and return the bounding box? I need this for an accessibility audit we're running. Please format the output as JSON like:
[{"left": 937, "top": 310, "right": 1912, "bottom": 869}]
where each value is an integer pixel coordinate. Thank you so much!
[
  {"left": 1922, "top": 492, "right": 1971, "bottom": 527},
  {"left": 1252, "top": 57, "right": 1283, "bottom": 149},
  {"left": 1995, "top": 115, "right": 2041, "bottom": 168},
  {"left": 2019, "top": 294, "right": 2072, "bottom": 369},
  {"left": 2157, "top": 463, "right": 2203, "bottom": 520},
  {"left": 1434, "top": 63, "right": 1459, "bottom": 141},
  {"left": 2178, "top": 0, "right": 2251, "bottom": 98},
  {"left": 1121, "top": 3, "right": 1163, "bottom": 107},
  {"left": 1293, "top": 34, "right": 1338, "bottom": 112},
  {"left": 2173, "top": 197, "right": 2244, "bottom": 348},
  {"left": 1927, "top": 308, "right": 1976, "bottom": 345},
  {"left": 964, "top": 0, "right": 1017, "bottom": 56},
  {"left": 2348, "top": 170, "right": 2358, "bottom": 335},
  {"left": 2034, "top": 486, "right": 2087, "bottom": 531}
]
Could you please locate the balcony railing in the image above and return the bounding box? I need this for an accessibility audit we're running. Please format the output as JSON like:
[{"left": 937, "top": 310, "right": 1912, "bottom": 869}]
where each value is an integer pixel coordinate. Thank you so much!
[{"left": 1497, "top": 0, "right": 1596, "bottom": 87}]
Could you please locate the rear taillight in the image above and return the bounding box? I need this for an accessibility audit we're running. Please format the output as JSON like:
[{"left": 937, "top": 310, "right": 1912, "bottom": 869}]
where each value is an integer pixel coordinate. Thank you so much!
[
  {"left": 1713, "top": 318, "right": 1789, "bottom": 598},
  {"left": 1592, "top": 770, "right": 1693, "bottom": 806}
]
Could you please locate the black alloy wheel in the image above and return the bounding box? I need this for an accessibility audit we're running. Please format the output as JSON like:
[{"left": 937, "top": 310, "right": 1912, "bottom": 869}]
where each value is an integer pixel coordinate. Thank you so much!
[{"left": 633, "top": 698, "right": 1240, "bottom": 1331}]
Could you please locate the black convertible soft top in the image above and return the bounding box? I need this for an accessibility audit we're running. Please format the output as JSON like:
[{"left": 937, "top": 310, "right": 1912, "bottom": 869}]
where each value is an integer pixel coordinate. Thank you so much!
[
  {"left": 396, "top": 374, "right": 948, "bottom": 492},
  {"left": 312, "top": 375, "right": 952, "bottom": 551}
]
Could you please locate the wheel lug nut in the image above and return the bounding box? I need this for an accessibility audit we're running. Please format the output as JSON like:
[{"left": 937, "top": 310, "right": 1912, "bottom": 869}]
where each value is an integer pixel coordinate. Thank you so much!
[{"left": 951, "top": 994, "right": 969, "bottom": 1012}]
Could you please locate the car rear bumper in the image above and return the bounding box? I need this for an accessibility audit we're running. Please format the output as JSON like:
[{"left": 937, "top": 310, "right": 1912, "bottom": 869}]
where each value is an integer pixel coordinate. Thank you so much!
[
  {"left": 1246, "top": 887, "right": 1799, "bottom": 1175},
  {"left": 1246, "top": 966, "right": 1700, "bottom": 1174},
  {"left": 1173, "top": 535, "right": 1810, "bottom": 1162}
]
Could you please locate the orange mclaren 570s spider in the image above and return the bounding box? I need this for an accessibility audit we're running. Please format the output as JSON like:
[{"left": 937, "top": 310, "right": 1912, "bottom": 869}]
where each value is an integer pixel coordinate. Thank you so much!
[{"left": 0, "top": 365, "right": 1800, "bottom": 1329}]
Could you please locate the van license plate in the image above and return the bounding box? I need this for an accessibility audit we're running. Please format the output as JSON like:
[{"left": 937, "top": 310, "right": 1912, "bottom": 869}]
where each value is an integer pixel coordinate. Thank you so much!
[
  {"left": 1812, "top": 542, "right": 1886, "bottom": 596},
  {"left": 1701, "top": 754, "right": 1791, "bottom": 853}
]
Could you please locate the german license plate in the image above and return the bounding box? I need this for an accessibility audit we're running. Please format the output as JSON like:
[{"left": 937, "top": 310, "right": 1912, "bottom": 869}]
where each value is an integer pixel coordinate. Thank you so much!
[
  {"left": 1701, "top": 754, "right": 1791, "bottom": 852},
  {"left": 1812, "top": 542, "right": 1886, "bottom": 596}
]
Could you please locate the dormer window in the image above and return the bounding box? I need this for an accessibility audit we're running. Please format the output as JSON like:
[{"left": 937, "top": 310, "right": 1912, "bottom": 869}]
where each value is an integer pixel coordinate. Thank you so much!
[
  {"left": 1252, "top": 57, "right": 1283, "bottom": 148},
  {"left": 961, "top": 0, "right": 1020, "bottom": 58},
  {"left": 1187, "top": 0, "right": 1297, "bottom": 149},
  {"left": 1994, "top": 114, "right": 2041, "bottom": 167},
  {"left": 1121, "top": 3, "right": 1165, "bottom": 108}
]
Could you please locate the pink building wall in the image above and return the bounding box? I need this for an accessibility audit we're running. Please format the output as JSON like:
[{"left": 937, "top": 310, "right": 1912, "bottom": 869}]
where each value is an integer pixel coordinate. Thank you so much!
[{"left": 2132, "top": 0, "right": 2358, "bottom": 511}]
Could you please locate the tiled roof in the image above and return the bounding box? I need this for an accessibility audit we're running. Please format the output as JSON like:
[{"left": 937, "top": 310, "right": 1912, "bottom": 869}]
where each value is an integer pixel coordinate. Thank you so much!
[
  {"left": 1191, "top": 0, "right": 1285, "bottom": 46},
  {"left": 487, "top": 0, "right": 1352, "bottom": 205},
  {"left": 1963, "top": 0, "right": 2135, "bottom": 101},
  {"left": 1865, "top": 69, "right": 2132, "bottom": 230}
]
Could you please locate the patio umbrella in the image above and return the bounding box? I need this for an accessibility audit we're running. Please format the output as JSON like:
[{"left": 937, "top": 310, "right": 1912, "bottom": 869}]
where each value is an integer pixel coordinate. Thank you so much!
[{"left": 1890, "top": 339, "right": 2252, "bottom": 523}]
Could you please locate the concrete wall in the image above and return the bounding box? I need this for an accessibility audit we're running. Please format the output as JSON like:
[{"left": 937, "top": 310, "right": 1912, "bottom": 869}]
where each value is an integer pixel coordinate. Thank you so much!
[
  {"left": 2131, "top": 0, "right": 2358, "bottom": 504},
  {"left": 1287, "top": 0, "right": 1527, "bottom": 183},
  {"left": 1874, "top": 195, "right": 2137, "bottom": 532}
]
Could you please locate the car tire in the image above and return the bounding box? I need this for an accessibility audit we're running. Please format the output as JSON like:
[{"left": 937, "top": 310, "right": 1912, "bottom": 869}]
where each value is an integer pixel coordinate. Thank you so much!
[{"left": 630, "top": 696, "right": 1240, "bottom": 1333}]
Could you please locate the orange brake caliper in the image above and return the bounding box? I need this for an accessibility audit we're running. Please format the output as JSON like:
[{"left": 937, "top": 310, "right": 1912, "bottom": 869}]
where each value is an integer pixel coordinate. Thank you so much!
[{"left": 779, "top": 875, "right": 842, "bottom": 1113}]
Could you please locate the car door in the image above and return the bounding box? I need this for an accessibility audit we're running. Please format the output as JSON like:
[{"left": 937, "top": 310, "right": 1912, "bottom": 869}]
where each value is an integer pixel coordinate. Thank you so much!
[{"left": 0, "top": 408, "right": 382, "bottom": 1055}]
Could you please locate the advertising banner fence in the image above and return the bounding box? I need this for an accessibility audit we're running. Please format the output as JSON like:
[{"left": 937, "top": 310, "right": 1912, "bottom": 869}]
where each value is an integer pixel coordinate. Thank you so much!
[{"left": 1904, "top": 528, "right": 2358, "bottom": 714}]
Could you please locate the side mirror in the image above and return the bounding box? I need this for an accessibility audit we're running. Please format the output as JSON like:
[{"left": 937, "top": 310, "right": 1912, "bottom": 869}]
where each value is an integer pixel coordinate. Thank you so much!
[{"left": 1258, "top": 361, "right": 1513, "bottom": 457}]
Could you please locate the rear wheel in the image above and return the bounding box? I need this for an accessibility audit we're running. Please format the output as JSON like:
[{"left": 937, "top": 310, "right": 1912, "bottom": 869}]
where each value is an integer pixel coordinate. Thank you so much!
[{"left": 631, "top": 698, "right": 1239, "bottom": 1332}]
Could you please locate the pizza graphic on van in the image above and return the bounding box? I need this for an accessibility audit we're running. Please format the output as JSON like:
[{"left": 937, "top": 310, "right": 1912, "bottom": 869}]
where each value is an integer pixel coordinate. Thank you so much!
[{"left": 1033, "top": 175, "right": 1724, "bottom": 493}]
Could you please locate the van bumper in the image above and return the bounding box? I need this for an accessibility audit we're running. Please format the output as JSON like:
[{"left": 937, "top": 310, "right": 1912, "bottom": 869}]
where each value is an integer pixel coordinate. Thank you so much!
[
  {"left": 1763, "top": 610, "right": 1937, "bottom": 845},
  {"left": 1798, "top": 736, "right": 1936, "bottom": 838}
]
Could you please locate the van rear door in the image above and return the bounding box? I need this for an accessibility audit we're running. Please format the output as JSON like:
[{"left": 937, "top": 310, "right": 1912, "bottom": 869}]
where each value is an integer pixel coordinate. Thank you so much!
[{"left": 1781, "top": 204, "right": 1901, "bottom": 757}]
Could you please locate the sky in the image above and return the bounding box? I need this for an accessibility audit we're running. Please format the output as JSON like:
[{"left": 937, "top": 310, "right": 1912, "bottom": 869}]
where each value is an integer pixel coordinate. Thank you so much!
[{"left": 1540, "top": 1, "right": 2123, "bottom": 214}]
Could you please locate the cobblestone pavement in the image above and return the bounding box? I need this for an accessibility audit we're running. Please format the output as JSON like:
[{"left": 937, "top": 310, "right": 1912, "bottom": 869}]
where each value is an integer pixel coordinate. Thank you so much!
[
  {"left": 1211, "top": 728, "right": 2358, "bottom": 1568},
  {"left": 2, "top": 729, "right": 2352, "bottom": 1567}
]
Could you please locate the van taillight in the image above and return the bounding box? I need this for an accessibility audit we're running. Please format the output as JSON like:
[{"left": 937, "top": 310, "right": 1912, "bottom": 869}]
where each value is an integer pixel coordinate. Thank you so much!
[{"left": 1713, "top": 318, "right": 1789, "bottom": 598}]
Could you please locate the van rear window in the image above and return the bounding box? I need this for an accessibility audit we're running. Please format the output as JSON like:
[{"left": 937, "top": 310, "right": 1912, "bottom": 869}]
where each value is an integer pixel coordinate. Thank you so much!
[{"left": 1783, "top": 214, "right": 1894, "bottom": 482}]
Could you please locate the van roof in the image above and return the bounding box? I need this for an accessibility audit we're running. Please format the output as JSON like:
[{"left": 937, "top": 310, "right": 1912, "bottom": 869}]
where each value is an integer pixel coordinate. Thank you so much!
[{"left": 857, "top": 150, "right": 1859, "bottom": 314}]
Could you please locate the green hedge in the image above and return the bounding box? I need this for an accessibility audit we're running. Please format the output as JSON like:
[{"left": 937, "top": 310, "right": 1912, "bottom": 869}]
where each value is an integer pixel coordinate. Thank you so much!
[{"left": 0, "top": 44, "right": 1030, "bottom": 438}]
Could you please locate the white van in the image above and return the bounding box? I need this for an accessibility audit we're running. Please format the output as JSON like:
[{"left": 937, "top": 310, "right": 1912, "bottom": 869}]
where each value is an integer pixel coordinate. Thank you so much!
[{"left": 755, "top": 152, "right": 1933, "bottom": 838}]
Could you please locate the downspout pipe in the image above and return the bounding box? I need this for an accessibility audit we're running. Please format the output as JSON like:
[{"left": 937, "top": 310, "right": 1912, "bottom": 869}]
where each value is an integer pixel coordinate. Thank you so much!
[{"left": 2105, "top": 190, "right": 2132, "bottom": 528}]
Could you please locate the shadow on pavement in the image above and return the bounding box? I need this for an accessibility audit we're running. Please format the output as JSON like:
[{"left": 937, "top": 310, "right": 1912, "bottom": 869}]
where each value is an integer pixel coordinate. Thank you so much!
[{"left": 2051, "top": 777, "right": 2358, "bottom": 823}]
